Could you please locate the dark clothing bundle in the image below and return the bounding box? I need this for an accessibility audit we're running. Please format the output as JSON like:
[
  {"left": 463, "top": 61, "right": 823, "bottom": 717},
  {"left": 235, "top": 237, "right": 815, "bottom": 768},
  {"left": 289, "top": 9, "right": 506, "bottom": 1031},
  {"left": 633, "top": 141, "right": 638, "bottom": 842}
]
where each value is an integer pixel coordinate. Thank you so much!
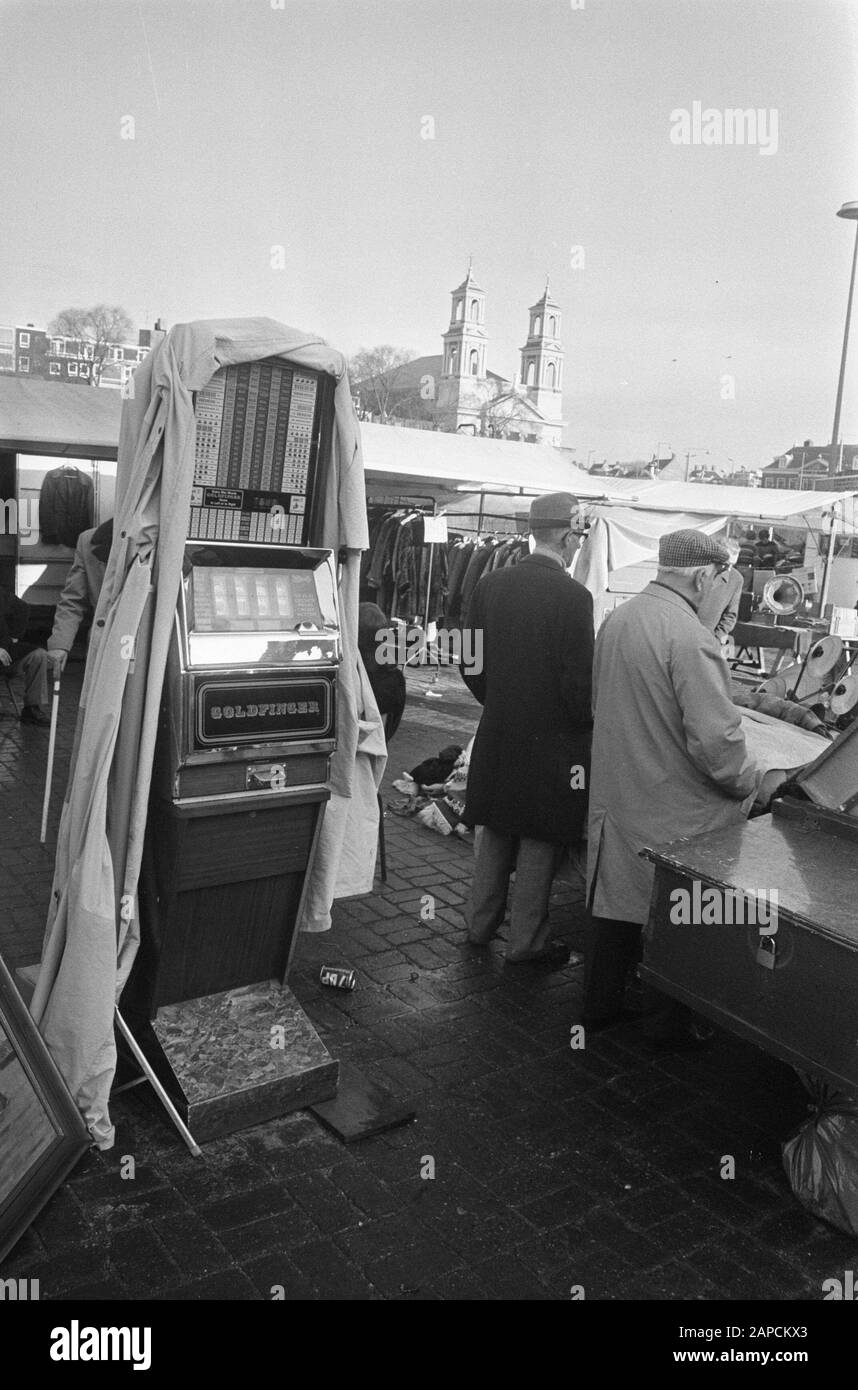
[
  {"left": 461, "top": 553, "right": 594, "bottom": 845},
  {"left": 410, "top": 744, "right": 462, "bottom": 788}
]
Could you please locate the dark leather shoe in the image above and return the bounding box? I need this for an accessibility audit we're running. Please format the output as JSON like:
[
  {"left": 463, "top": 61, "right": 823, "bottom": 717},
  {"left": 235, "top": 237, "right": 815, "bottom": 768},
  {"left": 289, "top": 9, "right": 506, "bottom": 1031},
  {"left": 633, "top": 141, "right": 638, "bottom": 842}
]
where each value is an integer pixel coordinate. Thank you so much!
[
  {"left": 20, "top": 706, "right": 50, "bottom": 727},
  {"left": 506, "top": 940, "right": 571, "bottom": 971}
]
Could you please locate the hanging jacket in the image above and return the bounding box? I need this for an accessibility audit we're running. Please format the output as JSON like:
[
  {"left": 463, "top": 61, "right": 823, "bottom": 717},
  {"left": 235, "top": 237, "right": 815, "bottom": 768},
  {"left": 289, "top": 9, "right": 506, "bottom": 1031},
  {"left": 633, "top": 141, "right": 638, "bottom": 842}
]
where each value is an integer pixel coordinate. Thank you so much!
[{"left": 39, "top": 466, "right": 94, "bottom": 548}]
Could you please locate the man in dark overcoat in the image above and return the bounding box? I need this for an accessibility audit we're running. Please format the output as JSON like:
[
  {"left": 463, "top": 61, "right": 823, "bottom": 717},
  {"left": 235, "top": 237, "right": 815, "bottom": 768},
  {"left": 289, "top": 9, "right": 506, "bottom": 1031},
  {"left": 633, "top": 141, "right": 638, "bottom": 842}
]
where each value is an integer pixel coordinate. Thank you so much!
[{"left": 461, "top": 492, "right": 593, "bottom": 968}]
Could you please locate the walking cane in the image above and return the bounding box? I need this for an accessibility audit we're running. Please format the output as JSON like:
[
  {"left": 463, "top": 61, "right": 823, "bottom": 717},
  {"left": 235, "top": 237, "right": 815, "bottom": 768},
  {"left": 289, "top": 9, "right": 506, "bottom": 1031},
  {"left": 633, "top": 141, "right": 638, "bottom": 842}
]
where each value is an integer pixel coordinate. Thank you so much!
[{"left": 40, "top": 674, "right": 61, "bottom": 844}]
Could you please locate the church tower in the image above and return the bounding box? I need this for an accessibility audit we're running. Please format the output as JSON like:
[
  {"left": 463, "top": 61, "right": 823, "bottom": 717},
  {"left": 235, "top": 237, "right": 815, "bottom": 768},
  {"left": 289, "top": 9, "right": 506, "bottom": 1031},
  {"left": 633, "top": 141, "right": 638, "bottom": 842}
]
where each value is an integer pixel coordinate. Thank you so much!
[
  {"left": 437, "top": 262, "right": 490, "bottom": 432},
  {"left": 519, "top": 281, "right": 564, "bottom": 429}
]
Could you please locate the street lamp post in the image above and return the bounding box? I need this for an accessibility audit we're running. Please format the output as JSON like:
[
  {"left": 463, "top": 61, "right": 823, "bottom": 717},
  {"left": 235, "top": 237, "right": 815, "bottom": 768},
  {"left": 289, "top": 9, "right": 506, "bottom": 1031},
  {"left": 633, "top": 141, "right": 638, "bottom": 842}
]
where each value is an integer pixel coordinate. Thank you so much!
[{"left": 831, "top": 201, "right": 858, "bottom": 447}]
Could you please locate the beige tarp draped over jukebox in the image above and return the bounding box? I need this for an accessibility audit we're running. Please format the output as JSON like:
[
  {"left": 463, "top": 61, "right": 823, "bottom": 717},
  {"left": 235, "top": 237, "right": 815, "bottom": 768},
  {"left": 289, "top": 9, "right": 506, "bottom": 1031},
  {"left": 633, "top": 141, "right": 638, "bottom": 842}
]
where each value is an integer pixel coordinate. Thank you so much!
[{"left": 30, "top": 318, "right": 380, "bottom": 1148}]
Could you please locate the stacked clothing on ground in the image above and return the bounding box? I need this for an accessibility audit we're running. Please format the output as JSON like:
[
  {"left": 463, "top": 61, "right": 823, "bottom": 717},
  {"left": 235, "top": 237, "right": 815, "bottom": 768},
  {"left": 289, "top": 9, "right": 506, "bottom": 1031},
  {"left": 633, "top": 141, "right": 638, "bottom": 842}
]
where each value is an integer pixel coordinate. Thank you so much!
[
  {"left": 391, "top": 741, "right": 472, "bottom": 837},
  {"left": 363, "top": 507, "right": 448, "bottom": 622}
]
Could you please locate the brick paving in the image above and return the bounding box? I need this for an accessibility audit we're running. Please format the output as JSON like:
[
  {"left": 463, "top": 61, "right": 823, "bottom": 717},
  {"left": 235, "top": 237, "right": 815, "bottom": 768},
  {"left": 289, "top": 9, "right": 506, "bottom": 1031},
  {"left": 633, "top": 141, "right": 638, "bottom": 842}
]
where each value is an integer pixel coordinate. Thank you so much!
[{"left": 1, "top": 656, "right": 857, "bottom": 1301}]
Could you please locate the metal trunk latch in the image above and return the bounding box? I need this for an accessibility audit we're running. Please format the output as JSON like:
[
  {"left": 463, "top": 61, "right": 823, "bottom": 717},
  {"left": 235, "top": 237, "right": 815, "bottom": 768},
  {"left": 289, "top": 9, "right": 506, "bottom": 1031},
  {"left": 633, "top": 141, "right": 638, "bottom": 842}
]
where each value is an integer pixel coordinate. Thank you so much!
[{"left": 756, "top": 935, "right": 777, "bottom": 970}]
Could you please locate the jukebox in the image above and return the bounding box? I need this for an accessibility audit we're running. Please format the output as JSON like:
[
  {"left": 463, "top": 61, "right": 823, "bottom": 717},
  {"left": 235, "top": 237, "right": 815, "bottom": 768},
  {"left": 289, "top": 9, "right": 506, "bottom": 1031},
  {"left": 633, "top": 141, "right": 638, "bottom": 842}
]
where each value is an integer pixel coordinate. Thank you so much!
[{"left": 121, "top": 356, "right": 344, "bottom": 1141}]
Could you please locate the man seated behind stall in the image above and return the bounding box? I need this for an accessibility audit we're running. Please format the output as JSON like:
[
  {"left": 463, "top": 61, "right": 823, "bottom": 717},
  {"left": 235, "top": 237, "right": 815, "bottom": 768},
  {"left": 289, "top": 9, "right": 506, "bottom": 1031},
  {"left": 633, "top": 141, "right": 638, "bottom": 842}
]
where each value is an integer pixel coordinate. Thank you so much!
[
  {"left": 697, "top": 537, "right": 743, "bottom": 645},
  {"left": 0, "top": 587, "right": 50, "bottom": 725},
  {"left": 46, "top": 518, "right": 113, "bottom": 673}
]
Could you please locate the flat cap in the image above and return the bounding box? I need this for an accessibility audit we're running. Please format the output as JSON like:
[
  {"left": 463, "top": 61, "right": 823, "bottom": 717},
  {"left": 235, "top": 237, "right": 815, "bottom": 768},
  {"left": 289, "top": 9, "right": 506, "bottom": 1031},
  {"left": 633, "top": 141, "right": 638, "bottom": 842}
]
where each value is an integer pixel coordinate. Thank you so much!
[
  {"left": 529, "top": 491, "right": 578, "bottom": 529},
  {"left": 658, "top": 529, "right": 731, "bottom": 568}
]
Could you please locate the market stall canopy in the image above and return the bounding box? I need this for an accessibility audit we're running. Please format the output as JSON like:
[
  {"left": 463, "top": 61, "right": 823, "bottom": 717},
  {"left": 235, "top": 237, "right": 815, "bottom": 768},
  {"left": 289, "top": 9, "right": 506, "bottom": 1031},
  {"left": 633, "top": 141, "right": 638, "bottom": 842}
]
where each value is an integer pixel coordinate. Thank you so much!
[
  {"left": 599, "top": 479, "right": 856, "bottom": 519},
  {"left": 0, "top": 375, "right": 122, "bottom": 459},
  {"left": 360, "top": 422, "right": 602, "bottom": 498}
]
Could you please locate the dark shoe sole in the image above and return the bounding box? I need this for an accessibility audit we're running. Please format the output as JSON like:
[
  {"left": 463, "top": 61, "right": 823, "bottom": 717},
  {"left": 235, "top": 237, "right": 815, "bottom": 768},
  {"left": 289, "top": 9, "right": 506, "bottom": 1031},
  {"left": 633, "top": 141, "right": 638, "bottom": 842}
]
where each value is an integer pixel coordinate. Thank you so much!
[{"left": 505, "top": 945, "right": 571, "bottom": 971}]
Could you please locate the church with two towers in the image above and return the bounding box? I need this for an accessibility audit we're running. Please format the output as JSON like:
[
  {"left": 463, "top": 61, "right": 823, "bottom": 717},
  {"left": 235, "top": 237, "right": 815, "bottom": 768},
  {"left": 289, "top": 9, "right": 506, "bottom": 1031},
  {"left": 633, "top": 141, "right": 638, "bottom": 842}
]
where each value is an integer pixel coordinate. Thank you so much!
[{"left": 356, "top": 265, "right": 566, "bottom": 447}]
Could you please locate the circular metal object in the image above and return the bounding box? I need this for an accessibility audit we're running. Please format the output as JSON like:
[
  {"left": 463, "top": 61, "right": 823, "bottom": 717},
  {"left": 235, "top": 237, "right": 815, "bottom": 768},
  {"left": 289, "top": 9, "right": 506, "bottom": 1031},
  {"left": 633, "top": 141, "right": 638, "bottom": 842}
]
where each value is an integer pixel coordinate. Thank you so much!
[
  {"left": 805, "top": 634, "right": 844, "bottom": 680},
  {"left": 761, "top": 575, "right": 804, "bottom": 616},
  {"left": 830, "top": 675, "right": 858, "bottom": 716}
]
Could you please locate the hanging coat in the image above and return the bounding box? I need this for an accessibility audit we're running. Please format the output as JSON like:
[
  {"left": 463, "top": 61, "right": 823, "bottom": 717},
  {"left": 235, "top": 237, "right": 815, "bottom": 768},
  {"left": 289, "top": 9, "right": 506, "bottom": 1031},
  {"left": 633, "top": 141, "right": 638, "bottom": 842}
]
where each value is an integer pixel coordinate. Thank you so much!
[
  {"left": 31, "top": 318, "right": 379, "bottom": 1147},
  {"left": 461, "top": 553, "right": 593, "bottom": 845},
  {"left": 586, "top": 582, "right": 764, "bottom": 924}
]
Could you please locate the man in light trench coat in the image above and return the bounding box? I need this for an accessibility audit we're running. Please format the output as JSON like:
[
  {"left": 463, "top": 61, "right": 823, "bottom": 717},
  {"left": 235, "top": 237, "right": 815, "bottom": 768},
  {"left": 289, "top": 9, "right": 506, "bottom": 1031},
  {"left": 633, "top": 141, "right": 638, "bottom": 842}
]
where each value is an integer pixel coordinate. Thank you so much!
[{"left": 582, "top": 528, "right": 787, "bottom": 1045}]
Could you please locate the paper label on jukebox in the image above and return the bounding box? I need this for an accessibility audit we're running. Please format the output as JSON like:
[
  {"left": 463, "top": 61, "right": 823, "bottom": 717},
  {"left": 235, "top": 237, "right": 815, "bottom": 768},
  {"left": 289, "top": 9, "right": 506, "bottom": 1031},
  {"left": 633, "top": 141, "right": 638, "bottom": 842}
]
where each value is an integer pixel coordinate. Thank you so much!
[{"left": 196, "top": 678, "right": 331, "bottom": 746}]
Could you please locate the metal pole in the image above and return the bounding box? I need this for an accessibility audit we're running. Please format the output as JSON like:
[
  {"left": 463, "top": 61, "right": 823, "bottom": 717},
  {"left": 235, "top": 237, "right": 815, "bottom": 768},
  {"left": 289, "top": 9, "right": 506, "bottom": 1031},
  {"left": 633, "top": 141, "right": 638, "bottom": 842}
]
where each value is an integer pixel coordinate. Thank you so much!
[
  {"left": 818, "top": 504, "right": 840, "bottom": 618},
  {"left": 832, "top": 219, "right": 858, "bottom": 445},
  {"left": 39, "top": 676, "right": 61, "bottom": 844},
  {"left": 114, "top": 1009, "right": 202, "bottom": 1157}
]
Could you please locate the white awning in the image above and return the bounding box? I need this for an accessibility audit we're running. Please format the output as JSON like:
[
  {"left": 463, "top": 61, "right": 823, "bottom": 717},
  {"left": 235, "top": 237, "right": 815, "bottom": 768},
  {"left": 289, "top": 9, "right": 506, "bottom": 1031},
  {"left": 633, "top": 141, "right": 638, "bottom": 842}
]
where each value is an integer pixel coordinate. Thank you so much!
[
  {"left": 0, "top": 374, "right": 122, "bottom": 458},
  {"left": 360, "top": 421, "right": 599, "bottom": 495}
]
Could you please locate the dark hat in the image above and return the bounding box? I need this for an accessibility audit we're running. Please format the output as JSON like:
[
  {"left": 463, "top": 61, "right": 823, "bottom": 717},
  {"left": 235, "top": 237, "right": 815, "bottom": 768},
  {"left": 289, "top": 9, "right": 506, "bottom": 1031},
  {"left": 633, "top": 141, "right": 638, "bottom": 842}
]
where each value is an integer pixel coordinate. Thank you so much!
[
  {"left": 658, "top": 529, "right": 731, "bottom": 568},
  {"left": 529, "top": 491, "right": 578, "bottom": 529}
]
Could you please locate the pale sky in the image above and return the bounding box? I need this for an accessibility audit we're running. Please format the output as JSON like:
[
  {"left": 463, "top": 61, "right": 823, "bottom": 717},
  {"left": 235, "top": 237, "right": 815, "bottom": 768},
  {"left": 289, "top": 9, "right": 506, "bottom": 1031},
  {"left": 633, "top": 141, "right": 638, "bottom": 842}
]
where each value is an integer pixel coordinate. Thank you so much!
[{"left": 1, "top": 0, "right": 856, "bottom": 469}]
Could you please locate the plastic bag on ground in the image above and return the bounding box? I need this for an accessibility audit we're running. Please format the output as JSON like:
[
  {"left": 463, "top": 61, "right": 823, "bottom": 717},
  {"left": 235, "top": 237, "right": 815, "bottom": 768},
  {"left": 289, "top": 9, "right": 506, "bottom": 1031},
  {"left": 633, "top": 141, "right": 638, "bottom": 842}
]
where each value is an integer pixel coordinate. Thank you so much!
[{"left": 782, "top": 1072, "right": 858, "bottom": 1236}]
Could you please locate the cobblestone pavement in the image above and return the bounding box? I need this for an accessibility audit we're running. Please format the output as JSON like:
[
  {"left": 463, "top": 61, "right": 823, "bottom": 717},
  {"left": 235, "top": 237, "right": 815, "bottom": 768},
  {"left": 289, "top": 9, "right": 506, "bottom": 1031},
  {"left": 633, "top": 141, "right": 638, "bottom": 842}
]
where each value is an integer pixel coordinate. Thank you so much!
[{"left": 1, "top": 657, "right": 856, "bottom": 1301}]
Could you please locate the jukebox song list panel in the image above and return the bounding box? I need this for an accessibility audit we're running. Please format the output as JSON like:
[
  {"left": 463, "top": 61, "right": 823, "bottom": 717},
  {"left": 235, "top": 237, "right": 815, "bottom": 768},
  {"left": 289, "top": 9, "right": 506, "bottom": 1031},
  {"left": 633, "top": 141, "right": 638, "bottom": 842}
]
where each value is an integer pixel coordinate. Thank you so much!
[{"left": 190, "top": 360, "right": 318, "bottom": 544}]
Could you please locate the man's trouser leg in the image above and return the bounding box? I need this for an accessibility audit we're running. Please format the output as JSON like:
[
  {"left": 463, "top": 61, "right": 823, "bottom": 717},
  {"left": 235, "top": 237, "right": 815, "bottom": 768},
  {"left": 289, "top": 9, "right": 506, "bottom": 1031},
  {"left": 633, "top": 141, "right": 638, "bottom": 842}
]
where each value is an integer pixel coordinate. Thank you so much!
[
  {"left": 505, "top": 838, "right": 564, "bottom": 961},
  {"left": 13, "top": 645, "right": 48, "bottom": 709},
  {"left": 468, "top": 825, "right": 517, "bottom": 945},
  {"left": 581, "top": 915, "right": 642, "bottom": 1020}
]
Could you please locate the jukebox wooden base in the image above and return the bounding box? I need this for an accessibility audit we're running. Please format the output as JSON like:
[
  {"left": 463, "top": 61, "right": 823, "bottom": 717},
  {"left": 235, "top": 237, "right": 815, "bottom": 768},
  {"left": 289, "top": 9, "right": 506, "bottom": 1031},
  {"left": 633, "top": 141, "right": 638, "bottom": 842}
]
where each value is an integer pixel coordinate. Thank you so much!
[
  {"left": 126, "top": 980, "right": 338, "bottom": 1143},
  {"left": 642, "top": 799, "right": 858, "bottom": 1093},
  {"left": 124, "top": 786, "right": 327, "bottom": 1018}
]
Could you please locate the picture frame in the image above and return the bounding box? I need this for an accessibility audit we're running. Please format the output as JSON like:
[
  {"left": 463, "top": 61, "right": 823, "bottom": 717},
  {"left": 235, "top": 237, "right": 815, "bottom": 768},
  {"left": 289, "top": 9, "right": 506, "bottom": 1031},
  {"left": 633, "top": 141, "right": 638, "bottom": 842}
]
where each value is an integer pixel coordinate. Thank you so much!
[{"left": 0, "top": 954, "right": 89, "bottom": 1264}]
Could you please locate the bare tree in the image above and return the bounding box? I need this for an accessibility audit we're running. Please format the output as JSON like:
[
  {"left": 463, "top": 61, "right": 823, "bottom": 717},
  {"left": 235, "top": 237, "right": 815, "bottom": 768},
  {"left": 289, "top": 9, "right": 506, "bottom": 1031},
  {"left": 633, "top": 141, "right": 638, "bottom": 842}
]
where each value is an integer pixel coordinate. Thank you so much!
[
  {"left": 350, "top": 345, "right": 414, "bottom": 421},
  {"left": 482, "top": 389, "right": 534, "bottom": 440},
  {"left": 49, "top": 304, "right": 135, "bottom": 385}
]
